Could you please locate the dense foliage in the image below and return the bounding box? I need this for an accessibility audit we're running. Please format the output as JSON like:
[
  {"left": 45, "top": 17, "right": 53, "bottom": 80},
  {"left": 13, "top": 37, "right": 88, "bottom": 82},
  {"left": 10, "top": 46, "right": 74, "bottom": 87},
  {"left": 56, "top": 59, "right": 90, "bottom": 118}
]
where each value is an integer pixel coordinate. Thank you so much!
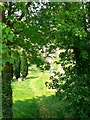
[
  {"left": 1, "top": 1, "right": 90, "bottom": 119},
  {"left": 44, "top": 2, "right": 90, "bottom": 119}
]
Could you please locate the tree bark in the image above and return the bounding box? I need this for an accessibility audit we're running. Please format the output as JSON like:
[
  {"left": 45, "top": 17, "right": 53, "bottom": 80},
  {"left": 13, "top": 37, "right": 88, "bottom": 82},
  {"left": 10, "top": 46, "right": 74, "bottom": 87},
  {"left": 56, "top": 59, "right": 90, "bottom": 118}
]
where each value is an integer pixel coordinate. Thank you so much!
[{"left": 2, "top": 62, "right": 13, "bottom": 119}]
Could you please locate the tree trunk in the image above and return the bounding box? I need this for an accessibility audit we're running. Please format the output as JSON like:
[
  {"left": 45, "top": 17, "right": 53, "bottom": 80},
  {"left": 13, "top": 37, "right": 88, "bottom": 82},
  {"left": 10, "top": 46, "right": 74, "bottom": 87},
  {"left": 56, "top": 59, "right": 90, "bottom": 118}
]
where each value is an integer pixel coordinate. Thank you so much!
[
  {"left": 2, "top": 62, "right": 13, "bottom": 119},
  {"left": 73, "top": 47, "right": 89, "bottom": 75},
  {"left": 73, "top": 2, "right": 90, "bottom": 75}
]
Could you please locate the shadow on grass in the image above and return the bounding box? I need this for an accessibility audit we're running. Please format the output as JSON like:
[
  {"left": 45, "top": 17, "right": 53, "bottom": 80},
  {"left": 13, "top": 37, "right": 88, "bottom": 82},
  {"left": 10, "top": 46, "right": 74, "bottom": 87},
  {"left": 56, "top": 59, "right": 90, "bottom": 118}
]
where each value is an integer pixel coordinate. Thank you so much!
[
  {"left": 26, "top": 76, "right": 39, "bottom": 80},
  {"left": 13, "top": 95, "right": 67, "bottom": 119}
]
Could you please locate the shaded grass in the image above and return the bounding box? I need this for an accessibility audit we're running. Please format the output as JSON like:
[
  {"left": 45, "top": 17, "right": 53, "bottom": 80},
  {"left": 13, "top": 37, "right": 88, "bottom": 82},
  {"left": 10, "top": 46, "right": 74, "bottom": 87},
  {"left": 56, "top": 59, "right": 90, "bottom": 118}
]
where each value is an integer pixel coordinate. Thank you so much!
[
  {"left": 13, "top": 95, "right": 66, "bottom": 119},
  {"left": 13, "top": 99, "right": 40, "bottom": 118}
]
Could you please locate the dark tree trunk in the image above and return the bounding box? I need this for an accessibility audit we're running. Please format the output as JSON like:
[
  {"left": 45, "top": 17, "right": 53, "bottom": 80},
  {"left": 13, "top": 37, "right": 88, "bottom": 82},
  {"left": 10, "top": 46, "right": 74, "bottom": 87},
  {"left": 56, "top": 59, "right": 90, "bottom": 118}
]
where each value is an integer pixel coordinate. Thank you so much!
[
  {"left": 73, "top": 2, "right": 90, "bottom": 76},
  {"left": 2, "top": 62, "right": 13, "bottom": 119},
  {"left": 73, "top": 47, "right": 89, "bottom": 75}
]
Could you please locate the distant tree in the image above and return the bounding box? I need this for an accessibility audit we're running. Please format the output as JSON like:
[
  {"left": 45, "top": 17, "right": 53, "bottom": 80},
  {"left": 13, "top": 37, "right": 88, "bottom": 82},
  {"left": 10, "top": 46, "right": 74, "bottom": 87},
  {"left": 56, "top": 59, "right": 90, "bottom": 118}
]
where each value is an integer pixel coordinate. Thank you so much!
[
  {"left": 13, "top": 50, "right": 21, "bottom": 80},
  {"left": 21, "top": 51, "right": 28, "bottom": 80}
]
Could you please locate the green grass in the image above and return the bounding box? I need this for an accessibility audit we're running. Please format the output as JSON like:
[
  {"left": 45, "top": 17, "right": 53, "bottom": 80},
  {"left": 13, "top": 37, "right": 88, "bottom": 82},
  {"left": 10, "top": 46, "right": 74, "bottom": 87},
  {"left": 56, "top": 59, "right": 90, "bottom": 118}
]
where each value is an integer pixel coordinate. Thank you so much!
[{"left": 12, "top": 70, "right": 71, "bottom": 118}]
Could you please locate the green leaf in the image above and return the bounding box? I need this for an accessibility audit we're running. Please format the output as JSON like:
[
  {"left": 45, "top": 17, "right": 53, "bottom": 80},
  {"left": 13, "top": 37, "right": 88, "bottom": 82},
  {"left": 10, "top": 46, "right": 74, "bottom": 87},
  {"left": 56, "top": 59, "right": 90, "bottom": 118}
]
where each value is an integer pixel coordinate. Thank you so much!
[
  {"left": 2, "top": 34, "right": 6, "bottom": 40},
  {"left": 8, "top": 34, "right": 14, "bottom": 42},
  {"left": 81, "top": 50, "right": 88, "bottom": 59},
  {"left": 5, "top": 27, "right": 10, "bottom": 35},
  {"left": 2, "top": 43, "right": 8, "bottom": 54}
]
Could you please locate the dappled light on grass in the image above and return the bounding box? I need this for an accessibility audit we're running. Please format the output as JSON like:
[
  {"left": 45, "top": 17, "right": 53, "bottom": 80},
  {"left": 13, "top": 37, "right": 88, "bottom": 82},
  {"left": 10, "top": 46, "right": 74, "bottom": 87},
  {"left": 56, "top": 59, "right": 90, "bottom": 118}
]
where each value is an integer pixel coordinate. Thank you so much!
[{"left": 12, "top": 70, "right": 72, "bottom": 119}]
